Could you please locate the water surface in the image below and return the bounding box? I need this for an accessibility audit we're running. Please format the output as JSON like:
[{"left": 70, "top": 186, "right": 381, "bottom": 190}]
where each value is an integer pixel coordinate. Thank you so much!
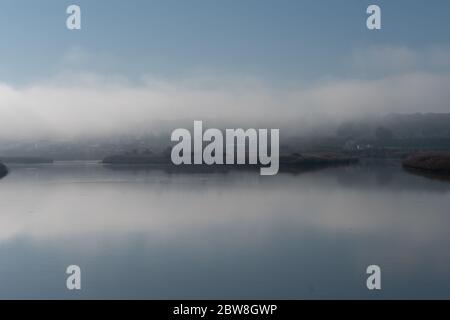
[{"left": 0, "top": 161, "right": 449, "bottom": 299}]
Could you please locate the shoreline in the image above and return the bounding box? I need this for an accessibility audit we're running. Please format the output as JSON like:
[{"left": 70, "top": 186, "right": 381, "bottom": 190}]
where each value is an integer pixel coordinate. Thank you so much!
[{"left": 0, "top": 163, "right": 8, "bottom": 179}]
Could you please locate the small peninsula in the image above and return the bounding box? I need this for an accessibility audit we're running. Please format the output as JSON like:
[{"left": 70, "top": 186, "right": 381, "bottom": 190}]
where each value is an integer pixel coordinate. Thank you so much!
[{"left": 402, "top": 152, "right": 450, "bottom": 174}]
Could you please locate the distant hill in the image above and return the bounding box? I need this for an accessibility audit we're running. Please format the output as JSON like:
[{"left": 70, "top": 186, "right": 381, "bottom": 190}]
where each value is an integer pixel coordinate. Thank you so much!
[
  {"left": 335, "top": 113, "right": 450, "bottom": 149},
  {"left": 382, "top": 113, "right": 450, "bottom": 139}
]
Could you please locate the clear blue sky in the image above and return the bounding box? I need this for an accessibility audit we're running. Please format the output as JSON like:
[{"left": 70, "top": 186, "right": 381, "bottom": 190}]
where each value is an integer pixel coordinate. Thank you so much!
[{"left": 0, "top": 0, "right": 449, "bottom": 84}]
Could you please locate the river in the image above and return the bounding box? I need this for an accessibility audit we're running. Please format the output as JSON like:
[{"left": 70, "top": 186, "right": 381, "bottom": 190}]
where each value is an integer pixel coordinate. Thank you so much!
[{"left": 0, "top": 161, "right": 449, "bottom": 299}]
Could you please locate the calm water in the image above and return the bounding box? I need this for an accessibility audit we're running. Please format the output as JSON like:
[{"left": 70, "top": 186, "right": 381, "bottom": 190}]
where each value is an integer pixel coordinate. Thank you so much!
[{"left": 0, "top": 161, "right": 450, "bottom": 299}]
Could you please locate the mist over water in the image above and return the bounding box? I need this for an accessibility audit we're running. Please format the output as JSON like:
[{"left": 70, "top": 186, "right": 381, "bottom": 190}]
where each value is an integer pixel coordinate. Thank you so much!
[{"left": 1, "top": 68, "right": 450, "bottom": 141}]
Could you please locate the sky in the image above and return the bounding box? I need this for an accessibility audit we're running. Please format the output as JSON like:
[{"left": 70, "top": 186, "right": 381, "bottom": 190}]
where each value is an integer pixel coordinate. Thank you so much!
[{"left": 0, "top": 0, "right": 450, "bottom": 138}]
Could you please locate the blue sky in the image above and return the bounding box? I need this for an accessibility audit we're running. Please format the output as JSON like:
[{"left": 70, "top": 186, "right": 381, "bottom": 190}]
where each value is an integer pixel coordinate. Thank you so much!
[{"left": 0, "top": 0, "right": 449, "bottom": 84}]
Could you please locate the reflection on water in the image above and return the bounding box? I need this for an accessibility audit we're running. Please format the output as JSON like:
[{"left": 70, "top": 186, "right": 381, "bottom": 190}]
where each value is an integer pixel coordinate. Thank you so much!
[
  {"left": 0, "top": 161, "right": 450, "bottom": 299},
  {"left": 402, "top": 166, "right": 450, "bottom": 182}
]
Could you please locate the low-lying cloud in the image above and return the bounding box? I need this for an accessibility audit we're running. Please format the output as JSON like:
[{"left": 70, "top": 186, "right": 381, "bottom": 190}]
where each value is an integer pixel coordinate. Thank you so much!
[{"left": 1, "top": 46, "right": 450, "bottom": 140}]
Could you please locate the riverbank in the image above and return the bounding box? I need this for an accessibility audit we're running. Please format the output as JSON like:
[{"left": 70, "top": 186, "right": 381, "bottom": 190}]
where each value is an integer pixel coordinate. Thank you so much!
[
  {"left": 102, "top": 152, "right": 358, "bottom": 169},
  {"left": 0, "top": 163, "right": 8, "bottom": 178},
  {"left": 279, "top": 153, "right": 358, "bottom": 167},
  {"left": 402, "top": 152, "right": 450, "bottom": 174},
  {"left": 0, "top": 157, "right": 53, "bottom": 164}
]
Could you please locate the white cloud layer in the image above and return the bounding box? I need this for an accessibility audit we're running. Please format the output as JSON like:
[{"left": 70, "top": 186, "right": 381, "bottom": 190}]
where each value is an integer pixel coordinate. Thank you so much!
[{"left": 1, "top": 46, "right": 450, "bottom": 139}]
